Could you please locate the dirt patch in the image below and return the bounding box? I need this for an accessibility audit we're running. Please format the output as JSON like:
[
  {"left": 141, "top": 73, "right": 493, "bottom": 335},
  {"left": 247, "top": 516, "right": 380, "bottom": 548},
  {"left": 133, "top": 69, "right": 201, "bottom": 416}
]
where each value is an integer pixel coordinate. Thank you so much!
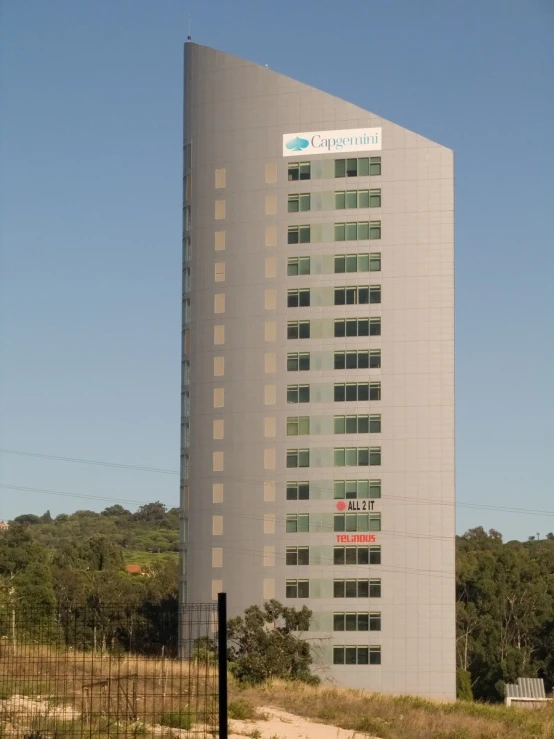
[{"left": 230, "top": 705, "right": 377, "bottom": 739}]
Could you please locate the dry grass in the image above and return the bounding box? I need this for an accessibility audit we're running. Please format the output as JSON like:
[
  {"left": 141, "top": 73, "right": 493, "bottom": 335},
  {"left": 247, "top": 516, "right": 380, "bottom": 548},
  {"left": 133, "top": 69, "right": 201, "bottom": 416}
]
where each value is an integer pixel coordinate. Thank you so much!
[
  {"left": 0, "top": 645, "right": 218, "bottom": 737},
  {"left": 3, "top": 647, "right": 554, "bottom": 738},
  {"left": 233, "top": 679, "right": 554, "bottom": 739}
]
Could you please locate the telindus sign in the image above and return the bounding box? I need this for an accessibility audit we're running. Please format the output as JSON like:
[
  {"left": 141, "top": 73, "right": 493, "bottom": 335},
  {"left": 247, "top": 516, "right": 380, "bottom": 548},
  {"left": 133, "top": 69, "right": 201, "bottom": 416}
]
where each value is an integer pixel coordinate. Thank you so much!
[{"left": 283, "top": 127, "right": 381, "bottom": 156}]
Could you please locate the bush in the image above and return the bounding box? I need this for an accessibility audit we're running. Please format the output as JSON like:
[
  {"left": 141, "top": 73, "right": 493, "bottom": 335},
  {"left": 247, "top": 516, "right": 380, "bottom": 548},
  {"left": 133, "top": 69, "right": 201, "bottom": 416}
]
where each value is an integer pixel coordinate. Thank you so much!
[
  {"left": 456, "top": 669, "right": 474, "bottom": 701},
  {"left": 228, "top": 698, "right": 257, "bottom": 720},
  {"left": 159, "top": 710, "right": 195, "bottom": 729}
]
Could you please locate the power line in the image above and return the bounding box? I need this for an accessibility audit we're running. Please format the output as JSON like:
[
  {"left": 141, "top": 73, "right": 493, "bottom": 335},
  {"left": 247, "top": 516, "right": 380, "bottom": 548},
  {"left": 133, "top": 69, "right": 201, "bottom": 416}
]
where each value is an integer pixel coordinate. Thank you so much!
[
  {"left": 2, "top": 449, "right": 552, "bottom": 522},
  {"left": 0, "top": 449, "right": 179, "bottom": 475}
]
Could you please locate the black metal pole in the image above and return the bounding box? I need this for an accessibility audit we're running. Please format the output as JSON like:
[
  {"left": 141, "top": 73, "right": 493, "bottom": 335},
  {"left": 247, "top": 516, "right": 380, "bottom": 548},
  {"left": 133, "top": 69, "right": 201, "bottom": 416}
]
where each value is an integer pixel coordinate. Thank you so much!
[{"left": 217, "top": 592, "right": 228, "bottom": 739}]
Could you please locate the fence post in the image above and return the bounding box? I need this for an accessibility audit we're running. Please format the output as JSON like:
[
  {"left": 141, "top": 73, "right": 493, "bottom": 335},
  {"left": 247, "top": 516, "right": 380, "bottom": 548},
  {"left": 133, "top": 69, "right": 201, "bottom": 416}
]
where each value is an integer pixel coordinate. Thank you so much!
[{"left": 217, "top": 592, "right": 228, "bottom": 739}]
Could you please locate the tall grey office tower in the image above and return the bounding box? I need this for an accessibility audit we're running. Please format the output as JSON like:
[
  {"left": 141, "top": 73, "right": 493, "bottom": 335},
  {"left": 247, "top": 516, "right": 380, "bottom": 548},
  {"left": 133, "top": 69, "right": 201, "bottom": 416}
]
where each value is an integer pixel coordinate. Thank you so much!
[{"left": 181, "top": 43, "right": 455, "bottom": 699}]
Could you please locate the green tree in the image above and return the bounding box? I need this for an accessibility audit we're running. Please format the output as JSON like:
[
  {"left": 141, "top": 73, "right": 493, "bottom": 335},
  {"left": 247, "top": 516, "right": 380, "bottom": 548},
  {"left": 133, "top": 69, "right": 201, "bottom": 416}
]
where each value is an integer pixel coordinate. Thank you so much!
[{"left": 227, "top": 600, "right": 318, "bottom": 685}]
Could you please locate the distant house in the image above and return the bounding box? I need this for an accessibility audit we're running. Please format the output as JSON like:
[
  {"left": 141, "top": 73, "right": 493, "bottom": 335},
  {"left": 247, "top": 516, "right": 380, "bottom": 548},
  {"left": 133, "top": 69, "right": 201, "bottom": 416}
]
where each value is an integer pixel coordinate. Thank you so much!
[
  {"left": 125, "top": 564, "right": 143, "bottom": 575},
  {"left": 0, "top": 521, "right": 9, "bottom": 531}
]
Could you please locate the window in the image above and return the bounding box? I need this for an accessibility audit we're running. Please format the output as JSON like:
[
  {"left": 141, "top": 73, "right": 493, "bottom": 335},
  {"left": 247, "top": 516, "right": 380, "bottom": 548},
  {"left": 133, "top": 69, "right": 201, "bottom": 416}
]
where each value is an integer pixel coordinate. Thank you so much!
[
  {"left": 369, "top": 545, "right": 381, "bottom": 564},
  {"left": 287, "top": 321, "right": 310, "bottom": 339},
  {"left": 286, "top": 482, "right": 310, "bottom": 500},
  {"left": 369, "top": 157, "right": 381, "bottom": 176},
  {"left": 335, "top": 189, "right": 378, "bottom": 209},
  {"left": 288, "top": 162, "right": 311, "bottom": 181},
  {"left": 334, "top": 286, "right": 366, "bottom": 305},
  {"left": 288, "top": 289, "right": 311, "bottom": 307},
  {"left": 334, "top": 253, "right": 380, "bottom": 273},
  {"left": 287, "top": 256, "right": 311, "bottom": 276},
  {"left": 334, "top": 318, "right": 368, "bottom": 337},
  {"left": 334, "top": 480, "right": 381, "bottom": 499},
  {"left": 334, "top": 447, "right": 381, "bottom": 467},
  {"left": 333, "top": 579, "right": 370, "bottom": 598},
  {"left": 286, "top": 513, "right": 310, "bottom": 533},
  {"left": 334, "top": 513, "right": 381, "bottom": 532},
  {"left": 287, "top": 449, "right": 310, "bottom": 468},
  {"left": 333, "top": 646, "right": 381, "bottom": 665},
  {"left": 333, "top": 612, "right": 381, "bottom": 632},
  {"left": 370, "top": 189, "right": 381, "bottom": 207},
  {"left": 334, "top": 383, "right": 381, "bottom": 402},
  {"left": 287, "top": 353, "right": 310, "bottom": 371},
  {"left": 184, "top": 143, "right": 192, "bottom": 171},
  {"left": 334, "top": 350, "right": 381, "bottom": 370},
  {"left": 335, "top": 221, "right": 380, "bottom": 241},
  {"left": 286, "top": 579, "right": 310, "bottom": 598},
  {"left": 334, "top": 157, "right": 381, "bottom": 178},
  {"left": 288, "top": 225, "right": 311, "bottom": 244},
  {"left": 287, "top": 417, "right": 310, "bottom": 436},
  {"left": 369, "top": 253, "right": 381, "bottom": 272},
  {"left": 334, "top": 415, "right": 381, "bottom": 434},
  {"left": 334, "top": 545, "right": 381, "bottom": 565},
  {"left": 369, "top": 580, "right": 382, "bottom": 597},
  {"left": 286, "top": 547, "right": 310, "bottom": 565},
  {"left": 287, "top": 385, "right": 310, "bottom": 403},
  {"left": 370, "top": 318, "right": 381, "bottom": 336},
  {"left": 288, "top": 193, "right": 311, "bottom": 212}
]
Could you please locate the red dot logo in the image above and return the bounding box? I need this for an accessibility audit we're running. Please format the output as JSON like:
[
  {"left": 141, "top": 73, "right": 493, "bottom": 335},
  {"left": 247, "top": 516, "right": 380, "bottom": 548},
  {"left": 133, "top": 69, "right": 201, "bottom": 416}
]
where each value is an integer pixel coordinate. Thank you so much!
[{"left": 336, "top": 501, "right": 346, "bottom": 511}]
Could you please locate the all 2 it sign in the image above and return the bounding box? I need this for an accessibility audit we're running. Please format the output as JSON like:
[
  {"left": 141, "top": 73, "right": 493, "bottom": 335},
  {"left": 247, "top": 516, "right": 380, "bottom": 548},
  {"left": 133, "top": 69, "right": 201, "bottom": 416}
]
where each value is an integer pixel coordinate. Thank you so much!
[{"left": 336, "top": 500, "right": 375, "bottom": 511}]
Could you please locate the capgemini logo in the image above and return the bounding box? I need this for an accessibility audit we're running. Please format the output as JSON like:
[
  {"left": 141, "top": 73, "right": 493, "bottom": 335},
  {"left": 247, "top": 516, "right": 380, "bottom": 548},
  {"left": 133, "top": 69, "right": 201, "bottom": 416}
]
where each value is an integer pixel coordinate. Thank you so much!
[{"left": 285, "top": 136, "right": 309, "bottom": 152}]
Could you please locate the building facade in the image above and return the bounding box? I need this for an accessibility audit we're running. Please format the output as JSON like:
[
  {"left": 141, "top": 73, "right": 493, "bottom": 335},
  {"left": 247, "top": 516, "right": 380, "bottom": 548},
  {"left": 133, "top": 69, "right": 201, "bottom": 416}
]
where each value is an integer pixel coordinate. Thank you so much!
[{"left": 181, "top": 43, "right": 455, "bottom": 699}]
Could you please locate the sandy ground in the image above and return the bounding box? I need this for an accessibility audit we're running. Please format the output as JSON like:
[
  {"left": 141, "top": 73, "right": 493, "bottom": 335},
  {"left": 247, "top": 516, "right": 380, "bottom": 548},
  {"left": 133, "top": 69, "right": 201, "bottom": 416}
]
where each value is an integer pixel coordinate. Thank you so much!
[{"left": 230, "top": 706, "right": 376, "bottom": 739}]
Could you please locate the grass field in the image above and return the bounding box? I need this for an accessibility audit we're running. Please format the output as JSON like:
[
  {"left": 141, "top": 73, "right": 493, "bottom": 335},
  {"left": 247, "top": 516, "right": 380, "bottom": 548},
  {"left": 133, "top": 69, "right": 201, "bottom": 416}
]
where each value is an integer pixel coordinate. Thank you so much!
[
  {"left": 233, "top": 679, "right": 554, "bottom": 739},
  {"left": 2, "top": 646, "right": 554, "bottom": 738}
]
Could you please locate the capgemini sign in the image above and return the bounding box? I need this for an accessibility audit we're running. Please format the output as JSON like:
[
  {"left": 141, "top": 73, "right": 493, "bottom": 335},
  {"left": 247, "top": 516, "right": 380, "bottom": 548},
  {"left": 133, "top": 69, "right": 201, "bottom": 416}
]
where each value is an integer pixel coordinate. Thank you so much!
[{"left": 283, "top": 127, "right": 381, "bottom": 156}]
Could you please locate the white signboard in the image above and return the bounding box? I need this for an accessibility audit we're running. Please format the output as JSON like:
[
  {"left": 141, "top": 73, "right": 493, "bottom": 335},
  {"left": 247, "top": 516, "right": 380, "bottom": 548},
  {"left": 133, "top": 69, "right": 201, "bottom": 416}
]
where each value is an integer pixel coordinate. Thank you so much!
[{"left": 283, "top": 127, "right": 382, "bottom": 157}]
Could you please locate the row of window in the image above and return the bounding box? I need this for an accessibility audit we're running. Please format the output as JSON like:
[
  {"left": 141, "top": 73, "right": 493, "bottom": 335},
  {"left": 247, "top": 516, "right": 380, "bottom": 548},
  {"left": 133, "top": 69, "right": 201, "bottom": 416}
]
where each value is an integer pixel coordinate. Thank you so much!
[
  {"left": 287, "top": 351, "right": 381, "bottom": 372},
  {"left": 287, "top": 447, "right": 382, "bottom": 468},
  {"left": 286, "top": 513, "right": 381, "bottom": 533},
  {"left": 287, "top": 254, "right": 381, "bottom": 276},
  {"left": 286, "top": 415, "right": 382, "bottom": 435},
  {"left": 288, "top": 189, "right": 382, "bottom": 212},
  {"left": 286, "top": 480, "right": 382, "bottom": 500},
  {"left": 334, "top": 645, "right": 381, "bottom": 665},
  {"left": 287, "top": 157, "right": 382, "bottom": 181},
  {"left": 286, "top": 579, "right": 382, "bottom": 598},
  {"left": 335, "top": 612, "right": 381, "bottom": 631},
  {"left": 288, "top": 222, "right": 381, "bottom": 244},
  {"left": 286, "top": 545, "right": 381, "bottom": 566},
  {"left": 287, "top": 286, "right": 381, "bottom": 307},
  {"left": 287, "top": 383, "right": 381, "bottom": 403},
  {"left": 287, "top": 318, "right": 381, "bottom": 339}
]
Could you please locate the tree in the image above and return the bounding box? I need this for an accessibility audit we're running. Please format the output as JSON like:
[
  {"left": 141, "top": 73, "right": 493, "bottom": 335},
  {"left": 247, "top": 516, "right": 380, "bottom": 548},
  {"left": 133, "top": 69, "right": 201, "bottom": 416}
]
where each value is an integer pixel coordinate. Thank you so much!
[
  {"left": 227, "top": 600, "right": 318, "bottom": 685},
  {"left": 12, "top": 514, "right": 40, "bottom": 526},
  {"left": 456, "top": 669, "right": 473, "bottom": 701},
  {"left": 133, "top": 502, "right": 167, "bottom": 523},
  {"left": 101, "top": 505, "right": 131, "bottom": 517}
]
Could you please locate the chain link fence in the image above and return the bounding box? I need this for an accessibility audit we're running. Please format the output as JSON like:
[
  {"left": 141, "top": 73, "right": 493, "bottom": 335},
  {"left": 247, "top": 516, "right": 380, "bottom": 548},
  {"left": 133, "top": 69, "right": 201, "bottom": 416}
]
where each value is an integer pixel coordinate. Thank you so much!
[{"left": 0, "top": 601, "right": 221, "bottom": 737}]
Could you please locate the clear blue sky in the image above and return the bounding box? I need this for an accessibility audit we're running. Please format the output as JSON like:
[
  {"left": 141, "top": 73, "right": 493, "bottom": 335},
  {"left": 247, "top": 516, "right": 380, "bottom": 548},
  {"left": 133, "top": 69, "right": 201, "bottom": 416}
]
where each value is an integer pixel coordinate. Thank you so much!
[{"left": 0, "top": 0, "right": 553, "bottom": 540}]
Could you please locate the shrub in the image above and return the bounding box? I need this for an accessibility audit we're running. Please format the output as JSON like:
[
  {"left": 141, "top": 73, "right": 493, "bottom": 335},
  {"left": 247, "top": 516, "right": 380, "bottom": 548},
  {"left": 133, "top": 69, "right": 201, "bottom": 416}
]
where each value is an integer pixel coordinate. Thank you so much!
[
  {"left": 228, "top": 698, "right": 257, "bottom": 720},
  {"left": 159, "top": 710, "right": 195, "bottom": 729},
  {"left": 456, "top": 669, "right": 474, "bottom": 701}
]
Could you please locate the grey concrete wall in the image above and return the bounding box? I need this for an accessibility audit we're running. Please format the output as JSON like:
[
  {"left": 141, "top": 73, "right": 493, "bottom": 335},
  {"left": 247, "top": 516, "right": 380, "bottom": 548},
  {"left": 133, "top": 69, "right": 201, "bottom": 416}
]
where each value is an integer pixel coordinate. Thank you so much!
[{"left": 181, "top": 42, "right": 455, "bottom": 699}]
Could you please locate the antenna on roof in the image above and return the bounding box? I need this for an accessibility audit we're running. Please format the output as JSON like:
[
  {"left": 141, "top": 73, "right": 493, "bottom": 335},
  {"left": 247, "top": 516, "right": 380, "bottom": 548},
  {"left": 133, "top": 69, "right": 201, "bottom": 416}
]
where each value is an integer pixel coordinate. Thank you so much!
[{"left": 187, "top": 14, "right": 192, "bottom": 41}]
